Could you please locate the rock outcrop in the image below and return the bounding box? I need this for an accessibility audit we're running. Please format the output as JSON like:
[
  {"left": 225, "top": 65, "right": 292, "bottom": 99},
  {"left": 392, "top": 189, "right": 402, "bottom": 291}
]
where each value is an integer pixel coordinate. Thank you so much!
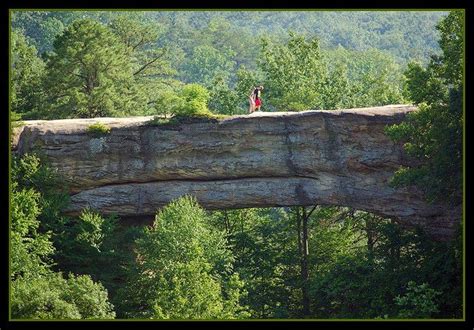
[{"left": 12, "top": 105, "right": 460, "bottom": 240}]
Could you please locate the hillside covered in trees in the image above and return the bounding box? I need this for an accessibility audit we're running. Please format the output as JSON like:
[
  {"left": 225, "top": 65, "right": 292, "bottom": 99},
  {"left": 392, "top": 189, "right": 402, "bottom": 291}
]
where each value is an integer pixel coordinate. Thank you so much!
[{"left": 10, "top": 10, "right": 463, "bottom": 320}]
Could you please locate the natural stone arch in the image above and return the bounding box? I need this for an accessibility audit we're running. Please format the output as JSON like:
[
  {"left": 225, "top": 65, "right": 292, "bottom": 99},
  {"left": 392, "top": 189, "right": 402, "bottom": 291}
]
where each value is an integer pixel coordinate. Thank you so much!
[{"left": 12, "top": 105, "right": 460, "bottom": 240}]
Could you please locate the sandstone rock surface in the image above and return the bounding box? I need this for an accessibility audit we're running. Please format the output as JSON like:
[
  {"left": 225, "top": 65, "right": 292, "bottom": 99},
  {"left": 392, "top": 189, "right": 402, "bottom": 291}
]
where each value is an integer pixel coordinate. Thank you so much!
[{"left": 12, "top": 105, "right": 460, "bottom": 240}]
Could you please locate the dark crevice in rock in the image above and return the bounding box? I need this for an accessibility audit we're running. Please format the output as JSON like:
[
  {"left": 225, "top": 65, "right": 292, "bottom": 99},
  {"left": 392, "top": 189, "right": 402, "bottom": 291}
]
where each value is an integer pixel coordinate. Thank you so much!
[{"left": 69, "top": 174, "right": 326, "bottom": 197}]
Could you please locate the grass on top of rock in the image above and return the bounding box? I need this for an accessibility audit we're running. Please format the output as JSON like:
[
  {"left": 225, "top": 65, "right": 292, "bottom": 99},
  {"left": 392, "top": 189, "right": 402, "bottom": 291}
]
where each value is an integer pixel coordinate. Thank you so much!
[{"left": 87, "top": 122, "right": 111, "bottom": 137}]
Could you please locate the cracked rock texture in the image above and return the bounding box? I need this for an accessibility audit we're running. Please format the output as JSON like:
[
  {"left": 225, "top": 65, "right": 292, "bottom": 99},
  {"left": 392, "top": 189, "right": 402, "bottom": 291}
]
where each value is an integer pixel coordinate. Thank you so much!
[{"left": 12, "top": 105, "right": 460, "bottom": 240}]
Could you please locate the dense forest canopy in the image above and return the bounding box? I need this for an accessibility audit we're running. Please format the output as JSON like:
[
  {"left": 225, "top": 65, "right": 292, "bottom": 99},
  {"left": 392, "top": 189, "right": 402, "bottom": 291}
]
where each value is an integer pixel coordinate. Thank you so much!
[
  {"left": 12, "top": 10, "right": 447, "bottom": 63},
  {"left": 10, "top": 10, "right": 463, "bottom": 320}
]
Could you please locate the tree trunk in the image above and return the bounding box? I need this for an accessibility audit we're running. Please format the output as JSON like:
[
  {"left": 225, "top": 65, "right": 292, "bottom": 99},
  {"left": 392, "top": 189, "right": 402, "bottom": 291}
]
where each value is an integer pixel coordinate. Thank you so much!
[
  {"left": 366, "top": 214, "right": 375, "bottom": 265},
  {"left": 301, "top": 207, "right": 310, "bottom": 316},
  {"left": 295, "top": 207, "right": 310, "bottom": 317}
]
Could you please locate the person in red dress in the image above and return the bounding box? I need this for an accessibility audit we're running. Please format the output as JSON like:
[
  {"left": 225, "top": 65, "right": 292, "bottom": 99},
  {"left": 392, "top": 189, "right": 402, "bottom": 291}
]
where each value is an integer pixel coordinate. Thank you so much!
[{"left": 249, "top": 86, "right": 264, "bottom": 113}]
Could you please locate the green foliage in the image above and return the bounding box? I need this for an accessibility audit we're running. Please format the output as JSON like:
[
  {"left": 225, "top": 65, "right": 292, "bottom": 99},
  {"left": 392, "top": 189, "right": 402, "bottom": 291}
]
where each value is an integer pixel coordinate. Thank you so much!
[
  {"left": 321, "top": 63, "right": 351, "bottom": 109},
  {"left": 211, "top": 207, "right": 462, "bottom": 319},
  {"left": 12, "top": 273, "right": 81, "bottom": 319},
  {"left": 12, "top": 11, "right": 444, "bottom": 119},
  {"left": 56, "top": 209, "right": 117, "bottom": 265},
  {"left": 109, "top": 15, "right": 163, "bottom": 57},
  {"left": 11, "top": 182, "right": 54, "bottom": 279},
  {"left": 323, "top": 47, "right": 405, "bottom": 108},
  {"left": 183, "top": 44, "right": 236, "bottom": 86},
  {"left": 11, "top": 111, "right": 23, "bottom": 129},
  {"left": 10, "top": 30, "right": 46, "bottom": 118},
  {"left": 207, "top": 74, "right": 241, "bottom": 115},
  {"left": 303, "top": 208, "right": 370, "bottom": 318},
  {"left": 11, "top": 153, "right": 70, "bottom": 237},
  {"left": 109, "top": 15, "right": 173, "bottom": 79},
  {"left": 51, "top": 208, "right": 141, "bottom": 316},
  {"left": 12, "top": 153, "right": 56, "bottom": 190},
  {"left": 151, "top": 83, "right": 212, "bottom": 118},
  {"left": 63, "top": 273, "right": 116, "bottom": 319},
  {"left": 10, "top": 111, "right": 24, "bottom": 144},
  {"left": 113, "top": 18, "right": 179, "bottom": 117},
  {"left": 13, "top": 11, "right": 447, "bottom": 65},
  {"left": 210, "top": 208, "right": 299, "bottom": 318},
  {"left": 304, "top": 213, "right": 462, "bottom": 319},
  {"left": 395, "top": 282, "right": 441, "bottom": 318},
  {"left": 12, "top": 272, "right": 115, "bottom": 319},
  {"left": 117, "top": 196, "right": 248, "bottom": 319},
  {"left": 43, "top": 19, "right": 139, "bottom": 118},
  {"left": 87, "top": 122, "right": 111, "bottom": 137},
  {"left": 179, "top": 83, "right": 211, "bottom": 115},
  {"left": 11, "top": 154, "right": 116, "bottom": 319},
  {"left": 403, "top": 62, "right": 446, "bottom": 104},
  {"left": 436, "top": 10, "right": 463, "bottom": 87},
  {"left": 259, "top": 32, "right": 327, "bottom": 111},
  {"left": 74, "top": 209, "right": 112, "bottom": 251},
  {"left": 258, "top": 33, "right": 404, "bottom": 112},
  {"left": 11, "top": 11, "right": 66, "bottom": 54},
  {"left": 386, "top": 11, "right": 463, "bottom": 204}
]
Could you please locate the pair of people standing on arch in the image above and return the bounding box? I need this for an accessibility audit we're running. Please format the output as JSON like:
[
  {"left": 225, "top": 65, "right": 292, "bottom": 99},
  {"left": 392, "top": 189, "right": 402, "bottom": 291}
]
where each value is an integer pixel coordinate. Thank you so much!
[{"left": 248, "top": 85, "right": 264, "bottom": 113}]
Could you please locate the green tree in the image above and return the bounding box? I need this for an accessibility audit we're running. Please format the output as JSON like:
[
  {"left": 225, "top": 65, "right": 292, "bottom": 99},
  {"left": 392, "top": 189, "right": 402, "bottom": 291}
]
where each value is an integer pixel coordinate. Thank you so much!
[
  {"left": 11, "top": 153, "right": 69, "bottom": 241},
  {"left": 11, "top": 155, "right": 141, "bottom": 312},
  {"left": 402, "top": 61, "right": 446, "bottom": 105},
  {"left": 11, "top": 11, "right": 65, "bottom": 54},
  {"left": 11, "top": 30, "right": 46, "bottom": 119},
  {"left": 43, "top": 19, "right": 140, "bottom": 118},
  {"left": 307, "top": 220, "right": 371, "bottom": 317},
  {"left": 386, "top": 10, "right": 463, "bottom": 204},
  {"left": 323, "top": 47, "right": 405, "bottom": 108},
  {"left": 207, "top": 74, "right": 240, "bottom": 115},
  {"left": 201, "top": 16, "right": 259, "bottom": 72},
  {"left": 182, "top": 44, "right": 236, "bottom": 86},
  {"left": 109, "top": 16, "right": 178, "bottom": 114},
  {"left": 436, "top": 11, "right": 463, "bottom": 86},
  {"left": 259, "top": 32, "right": 328, "bottom": 111},
  {"left": 321, "top": 63, "right": 351, "bottom": 109},
  {"left": 210, "top": 208, "right": 298, "bottom": 318},
  {"left": 117, "top": 196, "right": 248, "bottom": 319}
]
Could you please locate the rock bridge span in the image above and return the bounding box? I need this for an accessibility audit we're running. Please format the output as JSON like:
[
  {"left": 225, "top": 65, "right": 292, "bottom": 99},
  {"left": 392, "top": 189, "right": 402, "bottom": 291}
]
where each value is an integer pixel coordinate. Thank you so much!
[{"left": 12, "top": 105, "right": 460, "bottom": 240}]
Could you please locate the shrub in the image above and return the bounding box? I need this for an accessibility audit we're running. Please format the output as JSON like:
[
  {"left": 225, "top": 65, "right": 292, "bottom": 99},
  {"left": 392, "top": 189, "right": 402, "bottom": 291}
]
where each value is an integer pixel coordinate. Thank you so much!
[
  {"left": 86, "top": 122, "right": 111, "bottom": 137},
  {"left": 12, "top": 272, "right": 116, "bottom": 319},
  {"left": 152, "top": 84, "right": 213, "bottom": 119},
  {"left": 175, "top": 84, "right": 212, "bottom": 116},
  {"left": 394, "top": 281, "right": 441, "bottom": 318}
]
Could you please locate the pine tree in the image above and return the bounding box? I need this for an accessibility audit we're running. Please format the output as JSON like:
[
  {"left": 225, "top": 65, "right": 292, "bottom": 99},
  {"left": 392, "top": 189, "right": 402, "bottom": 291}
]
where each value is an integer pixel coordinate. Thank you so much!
[{"left": 43, "top": 19, "right": 141, "bottom": 118}]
